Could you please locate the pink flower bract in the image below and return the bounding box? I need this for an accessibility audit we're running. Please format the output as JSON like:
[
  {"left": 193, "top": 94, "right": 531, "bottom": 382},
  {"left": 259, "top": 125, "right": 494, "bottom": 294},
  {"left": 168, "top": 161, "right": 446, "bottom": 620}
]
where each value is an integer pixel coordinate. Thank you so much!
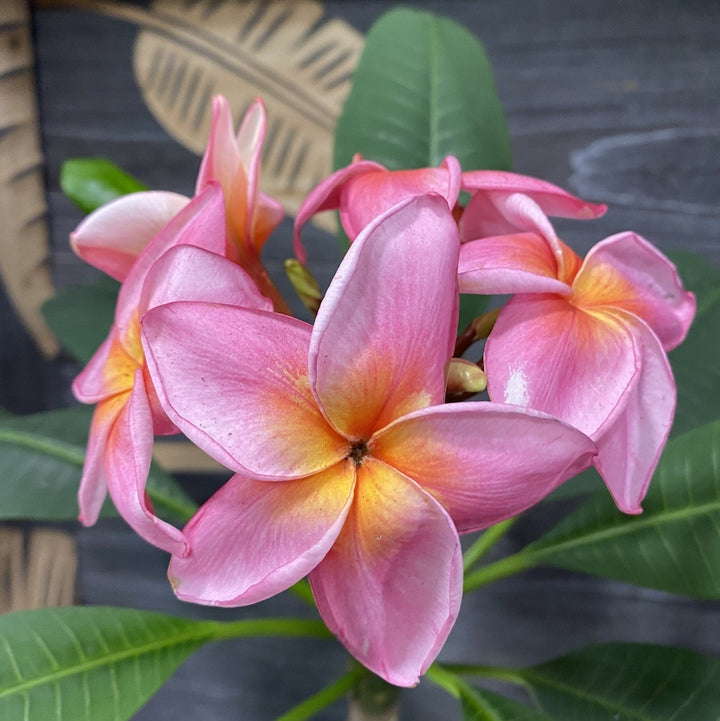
[{"left": 143, "top": 195, "right": 595, "bottom": 685}]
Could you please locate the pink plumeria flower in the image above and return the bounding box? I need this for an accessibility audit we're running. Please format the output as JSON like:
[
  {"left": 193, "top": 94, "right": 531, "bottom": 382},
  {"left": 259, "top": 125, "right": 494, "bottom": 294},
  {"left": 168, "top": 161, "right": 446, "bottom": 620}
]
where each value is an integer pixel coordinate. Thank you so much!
[
  {"left": 142, "top": 195, "right": 595, "bottom": 686},
  {"left": 458, "top": 226, "right": 696, "bottom": 513},
  {"left": 72, "top": 95, "right": 287, "bottom": 310},
  {"left": 72, "top": 185, "right": 272, "bottom": 554},
  {"left": 292, "top": 154, "right": 461, "bottom": 264},
  {"left": 459, "top": 170, "right": 607, "bottom": 251}
]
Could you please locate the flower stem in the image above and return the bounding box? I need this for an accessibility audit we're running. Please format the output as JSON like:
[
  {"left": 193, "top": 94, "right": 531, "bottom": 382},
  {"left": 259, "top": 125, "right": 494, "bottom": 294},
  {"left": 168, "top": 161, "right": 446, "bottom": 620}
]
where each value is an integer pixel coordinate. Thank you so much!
[
  {"left": 462, "top": 517, "right": 518, "bottom": 572},
  {"left": 211, "top": 617, "right": 333, "bottom": 642},
  {"left": 275, "top": 666, "right": 366, "bottom": 721},
  {"left": 463, "top": 550, "right": 537, "bottom": 593}
]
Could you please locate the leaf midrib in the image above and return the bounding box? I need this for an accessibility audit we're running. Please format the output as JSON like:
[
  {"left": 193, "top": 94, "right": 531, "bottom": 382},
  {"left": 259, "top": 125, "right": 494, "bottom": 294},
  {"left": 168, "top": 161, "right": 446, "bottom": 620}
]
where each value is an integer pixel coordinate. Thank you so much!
[
  {"left": 0, "top": 428, "right": 85, "bottom": 466},
  {"left": 0, "top": 624, "right": 215, "bottom": 700},
  {"left": 527, "top": 498, "right": 720, "bottom": 561}
]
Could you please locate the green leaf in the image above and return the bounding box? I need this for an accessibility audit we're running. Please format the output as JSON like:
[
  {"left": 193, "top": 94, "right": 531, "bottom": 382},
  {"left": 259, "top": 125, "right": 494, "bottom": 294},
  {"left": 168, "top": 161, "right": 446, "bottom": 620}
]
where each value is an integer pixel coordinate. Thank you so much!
[
  {"left": 334, "top": 8, "right": 511, "bottom": 172},
  {"left": 61, "top": 158, "right": 147, "bottom": 214},
  {"left": 460, "top": 685, "right": 554, "bottom": 721},
  {"left": 667, "top": 250, "right": 720, "bottom": 307},
  {"left": 42, "top": 279, "right": 119, "bottom": 364},
  {"left": 525, "top": 420, "right": 720, "bottom": 598},
  {"left": 0, "top": 607, "right": 332, "bottom": 721},
  {"left": 0, "top": 607, "right": 215, "bottom": 721},
  {"left": 518, "top": 643, "right": 720, "bottom": 720},
  {"left": 670, "top": 287, "right": 720, "bottom": 437},
  {"left": 0, "top": 406, "right": 197, "bottom": 523}
]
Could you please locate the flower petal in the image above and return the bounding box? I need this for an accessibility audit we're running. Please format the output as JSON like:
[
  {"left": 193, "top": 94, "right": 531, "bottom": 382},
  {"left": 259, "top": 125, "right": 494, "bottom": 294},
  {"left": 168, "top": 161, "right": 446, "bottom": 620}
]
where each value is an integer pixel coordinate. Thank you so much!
[
  {"left": 72, "top": 334, "right": 129, "bottom": 403},
  {"left": 139, "top": 245, "right": 271, "bottom": 314},
  {"left": 195, "top": 95, "right": 241, "bottom": 198},
  {"left": 309, "top": 458, "right": 462, "bottom": 687},
  {"left": 105, "top": 370, "right": 188, "bottom": 556},
  {"left": 77, "top": 393, "right": 126, "bottom": 526},
  {"left": 70, "top": 191, "right": 190, "bottom": 281},
  {"left": 114, "top": 183, "right": 227, "bottom": 332},
  {"left": 458, "top": 232, "right": 573, "bottom": 296},
  {"left": 574, "top": 231, "right": 696, "bottom": 351},
  {"left": 485, "top": 296, "right": 639, "bottom": 438},
  {"left": 142, "top": 302, "right": 347, "bottom": 478},
  {"left": 592, "top": 312, "right": 676, "bottom": 514},
  {"left": 292, "top": 158, "right": 386, "bottom": 264},
  {"left": 460, "top": 170, "right": 607, "bottom": 220},
  {"left": 310, "top": 195, "right": 460, "bottom": 439},
  {"left": 168, "top": 462, "right": 355, "bottom": 606},
  {"left": 371, "top": 403, "right": 596, "bottom": 533}
]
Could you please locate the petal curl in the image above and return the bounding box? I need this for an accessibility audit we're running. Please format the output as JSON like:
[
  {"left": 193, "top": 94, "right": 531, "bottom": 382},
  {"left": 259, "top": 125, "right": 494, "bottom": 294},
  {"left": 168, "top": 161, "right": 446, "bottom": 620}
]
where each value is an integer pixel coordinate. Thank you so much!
[
  {"left": 292, "top": 159, "right": 386, "bottom": 264},
  {"left": 70, "top": 191, "right": 189, "bottom": 281},
  {"left": 195, "top": 95, "right": 241, "bottom": 198},
  {"left": 574, "top": 231, "right": 696, "bottom": 351},
  {"left": 114, "top": 183, "right": 227, "bottom": 332},
  {"left": 310, "top": 195, "right": 459, "bottom": 439},
  {"left": 592, "top": 312, "right": 676, "bottom": 513},
  {"left": 77, "top": 393, "right": 126, "bottom": 526},
  {"left": 105, "top": 371, "right": 188, "bottom": 556},
  {"left": 485, "top": 296, "right": 639, "bottom": 438},
  {"left": 309, "top": 458, "right": 462, "bottom": 687},
  {"left": 458, "top": 233, "right": 573, "bottom": 296},
  {"left": 460, "top": 170, "right": 607, "bottom": 220},
  {"left": 168, "top": 462, "right": 355, "bottom": 606},
  {"left": 139, "top": 245, "right": 271, "bottom": 314},
  {"left": 371, "top": 403, "right": 596, "bottom": 533},
  {"left": 142, "top": 302, "right": 347, "bottom": 478}
]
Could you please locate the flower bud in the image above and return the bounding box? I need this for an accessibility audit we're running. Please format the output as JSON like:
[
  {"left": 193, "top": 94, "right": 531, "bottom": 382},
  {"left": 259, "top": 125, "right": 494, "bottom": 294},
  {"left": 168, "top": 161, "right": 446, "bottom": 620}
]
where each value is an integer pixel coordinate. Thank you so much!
[
  {"left": 445, "top": 358, "right": 487, "bottom": 397},
  {"left": 284, "top": 259, "right": 323, "bottom": 315}
]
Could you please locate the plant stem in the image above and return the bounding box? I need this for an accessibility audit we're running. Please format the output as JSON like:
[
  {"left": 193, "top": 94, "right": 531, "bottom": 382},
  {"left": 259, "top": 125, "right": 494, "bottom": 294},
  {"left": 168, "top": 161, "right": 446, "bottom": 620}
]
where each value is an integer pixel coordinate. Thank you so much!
[
  {"left": 462, "top": 517, "right": 518, "bottom": 572},
  {"left": 212, "top": 617, "right": 333, "bottom": 642},
  {"left": 275, "top": 666, "right": 366, "bottom": 721},
  {"left": 424, "top": 664, "right": 461, "bottom": 697},
  {"left": 463, "top": 550, "right": 537, "bottom": 593},
  {"left": 288, "top": 578, "right": 316, "bottom": 606}
]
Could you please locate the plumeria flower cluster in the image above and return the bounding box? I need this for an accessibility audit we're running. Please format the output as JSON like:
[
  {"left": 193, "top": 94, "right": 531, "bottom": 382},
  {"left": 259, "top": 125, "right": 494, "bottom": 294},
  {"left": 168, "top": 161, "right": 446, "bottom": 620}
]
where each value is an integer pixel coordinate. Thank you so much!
[{"left": 71, "top": 95, "right": 695, "bottom": 686}]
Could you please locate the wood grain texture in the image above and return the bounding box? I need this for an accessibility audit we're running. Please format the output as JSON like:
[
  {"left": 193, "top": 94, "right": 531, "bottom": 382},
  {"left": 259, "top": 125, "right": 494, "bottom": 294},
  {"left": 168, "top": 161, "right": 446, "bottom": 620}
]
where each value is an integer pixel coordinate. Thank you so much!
[{"left": 0, "top": 0, "right": 56, "bottom": 356}]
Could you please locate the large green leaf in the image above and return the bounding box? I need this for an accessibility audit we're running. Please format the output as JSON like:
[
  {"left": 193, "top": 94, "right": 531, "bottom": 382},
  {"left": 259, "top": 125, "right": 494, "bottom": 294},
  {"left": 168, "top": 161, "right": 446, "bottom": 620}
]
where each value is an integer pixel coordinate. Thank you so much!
[
  {"left": 525, "top": 420, "right": 720, "bottom": 598},
  {"left": 43, "top": 279, "right": 119, "bottom": 365},
  {"left": 0, "top": 606, "right": 331, "bottom": 721},
  {"left": 670, "top": 286, "right": 720, "bottom": 437},
  {"left": 460, "top": 685, "right": 554, "bottom": 721},
  {"left": 518, "top": 643, "right": 720, "bottom": 720},
  {"left": 61, "top": 158, "right": 147, "bottom": 215},
  {"left": 335, "top": 9, "right": 511, "bottom": 171},
  {"left": 0, "top": 406, "right": 197, "bottom": 523}
]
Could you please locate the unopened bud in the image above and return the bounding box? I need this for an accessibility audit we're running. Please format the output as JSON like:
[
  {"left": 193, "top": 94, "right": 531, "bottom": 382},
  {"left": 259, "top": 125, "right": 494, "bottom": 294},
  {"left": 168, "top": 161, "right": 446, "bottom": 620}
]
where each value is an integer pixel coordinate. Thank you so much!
[
  {"left": 284, "top": 259, "right": 323, "bottom": 315},
  {"left": 445, "top": 358, "right": 487, "bottom": 396}
]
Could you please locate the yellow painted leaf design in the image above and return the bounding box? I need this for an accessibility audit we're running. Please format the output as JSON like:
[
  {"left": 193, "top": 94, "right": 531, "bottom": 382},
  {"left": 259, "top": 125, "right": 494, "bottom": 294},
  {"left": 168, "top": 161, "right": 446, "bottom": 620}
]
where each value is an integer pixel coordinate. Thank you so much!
[
  {"left": 132, "top": 0, "right": 363, "bottom": 229},
  {"left": 0, "top": 0, "right": 57, "bottom": 355}
]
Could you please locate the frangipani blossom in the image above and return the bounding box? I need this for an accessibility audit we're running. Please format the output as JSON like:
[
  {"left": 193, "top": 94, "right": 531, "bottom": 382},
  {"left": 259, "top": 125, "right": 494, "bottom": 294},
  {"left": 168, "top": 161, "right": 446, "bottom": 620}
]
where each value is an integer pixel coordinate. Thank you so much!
[
  {"left": 71, "top": 95, "right": 287, "bottom": 310},
  {"left": 458, "top": 228, "right": 696, "bottom": 513},
  {"left": 292, "top": 154, "right": 461, "bottom": 264},
  {"left": 142, "top": 195, "right": 595, "bottom": 686},
  {"left": 73, "top": 185, "right": 271, "bottom": 554},
  {"left": 458, "top": 170, "right": 607, "bottom": 247}
]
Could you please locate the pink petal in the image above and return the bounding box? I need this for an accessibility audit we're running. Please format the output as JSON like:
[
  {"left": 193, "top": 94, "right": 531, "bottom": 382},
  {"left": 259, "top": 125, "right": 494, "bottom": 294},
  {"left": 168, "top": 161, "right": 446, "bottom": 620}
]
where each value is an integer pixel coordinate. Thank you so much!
[
  {"left": 139, "top": 245, "right": 271, "bottom": 314},
  {"left": 72, "top": 335, "right": 121, "bottom": 403},
  {"left": 168, "top": 462, "right": 355, "bottom": 606},
  {"left": 371, "top": 403, "right": 596, "bottom": 533},
  {"left": 105, "top": 370, "right": 188, "bottom": 556},
  {"left": 460, "top": 170, "right": 607, "bottom": 220},
  {"left": 235, "top": 98, "right": 267, "bottom": 242},
  {"left": 574, "top": 231, "right": 696, "bottom": 351},
  {"left": 70, "top": 191, "right": 189, "bottom": 282},
  {"left": 310, "top": 195, "right": 459, "bottom": 439},
  {"left": 77, "top": 394, "right": 126, "bottom": 526},
  {"left": 339, "top": 156, "right": 462, "bottom": 242},
  {"left": 485, "top": 296, "right": 639, "bottom": 438},
  {"left": 142, "top": 302, "right": 347, "bottom": 478},
  {"left": 592, "top": 312, "right": 676, "bottom": 513},
  {"left": 292, "top": 159, "right": 386, "bottom": 264},
  {"left": 458, "top": 232, "right": 573, "bottom": 296},
  {"left": 114, "top": 184, "right": 227, "bottom": 332},
  {"left": 309, "top": 458, "right": 462, "bottom": 687},
  {"left": 195, "top": 95, "right": 241, "bottom": 197}
]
